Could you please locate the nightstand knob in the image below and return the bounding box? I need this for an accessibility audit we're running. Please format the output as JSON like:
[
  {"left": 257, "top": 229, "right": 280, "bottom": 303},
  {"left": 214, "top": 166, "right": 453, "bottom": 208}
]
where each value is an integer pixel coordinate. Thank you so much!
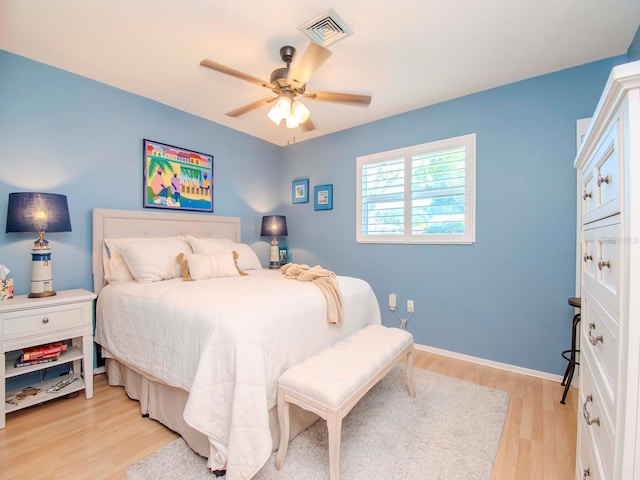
[{"left": 42, "top": 317, "right": 49, "bottom": 324}]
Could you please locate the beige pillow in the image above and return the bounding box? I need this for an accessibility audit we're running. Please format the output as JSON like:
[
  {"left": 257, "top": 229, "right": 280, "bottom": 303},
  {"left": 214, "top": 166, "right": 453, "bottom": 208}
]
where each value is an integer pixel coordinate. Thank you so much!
[
  {"left": 184, "top": 252, "right": 241, "bottom": 280},
  {"left": 188, "top": 238, "right": 262, "bottom": 270}
]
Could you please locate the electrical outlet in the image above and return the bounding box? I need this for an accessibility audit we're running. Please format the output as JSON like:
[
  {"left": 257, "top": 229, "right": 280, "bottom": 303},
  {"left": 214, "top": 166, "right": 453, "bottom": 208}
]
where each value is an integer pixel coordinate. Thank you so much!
[
  {"left": 407, "top": 300, "right": 414, "bottom": 313},
  {"left": 389, "top": 293, "right": 397, "bottom": 311}
]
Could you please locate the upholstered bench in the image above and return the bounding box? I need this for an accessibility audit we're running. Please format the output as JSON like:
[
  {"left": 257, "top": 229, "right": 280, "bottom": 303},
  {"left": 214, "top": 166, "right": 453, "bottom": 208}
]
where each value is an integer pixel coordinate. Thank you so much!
[{"left": 275, "top": 324, "right": 415, "bottom": 480}]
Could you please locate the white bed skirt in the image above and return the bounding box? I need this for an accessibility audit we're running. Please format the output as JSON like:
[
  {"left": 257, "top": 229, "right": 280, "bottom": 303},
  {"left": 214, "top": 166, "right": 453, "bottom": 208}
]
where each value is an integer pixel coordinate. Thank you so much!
[{"left": 104, "top": 357, "right": 320, "bottom": 464}]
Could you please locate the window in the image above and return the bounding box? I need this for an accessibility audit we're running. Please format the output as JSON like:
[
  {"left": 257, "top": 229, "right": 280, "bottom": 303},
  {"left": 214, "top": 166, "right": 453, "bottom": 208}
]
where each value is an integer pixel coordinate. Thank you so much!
[{"left": 356, "top": 134, "right": 476, "bottom": 244}]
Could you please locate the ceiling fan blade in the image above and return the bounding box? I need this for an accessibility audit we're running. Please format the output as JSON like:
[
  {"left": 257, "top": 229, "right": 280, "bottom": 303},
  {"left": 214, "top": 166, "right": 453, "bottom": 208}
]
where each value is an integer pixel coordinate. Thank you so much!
[
  {"left": 225, "top": 97, "right": 277, "bottom": 117},
  {"left": 288, "top": 43, "right": 332, "bottom": 88},
  {"left": 200, "top": 59, "right": 274, "bottom": 89},
  {"left": 299, "top": 118, "right": 315, "bottom": 132},
  {"left": 303, "top": 90, "right": 371, "bottom": 107}
]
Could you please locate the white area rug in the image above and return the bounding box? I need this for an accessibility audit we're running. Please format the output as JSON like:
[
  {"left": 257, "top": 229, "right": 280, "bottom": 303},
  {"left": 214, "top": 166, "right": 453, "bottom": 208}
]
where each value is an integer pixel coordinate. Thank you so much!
[{"left": 127, "top": 365, "right": 509, "bottom": 480}]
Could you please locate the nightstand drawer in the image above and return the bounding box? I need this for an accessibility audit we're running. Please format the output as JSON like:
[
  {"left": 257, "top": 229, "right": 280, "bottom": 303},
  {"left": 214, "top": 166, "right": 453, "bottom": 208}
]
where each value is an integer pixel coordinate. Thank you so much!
[{"left": 1, "top": 304, "right": 84, "bottom": 340}]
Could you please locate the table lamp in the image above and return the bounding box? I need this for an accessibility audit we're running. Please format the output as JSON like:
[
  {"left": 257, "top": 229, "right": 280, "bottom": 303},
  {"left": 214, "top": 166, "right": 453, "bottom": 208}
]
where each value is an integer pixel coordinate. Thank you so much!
[
  {"left": 261, "top": 215, "right": 287, "bottom": 269},
  {"left": 6, "top": 192, "right": 72, "bottom": 298}
]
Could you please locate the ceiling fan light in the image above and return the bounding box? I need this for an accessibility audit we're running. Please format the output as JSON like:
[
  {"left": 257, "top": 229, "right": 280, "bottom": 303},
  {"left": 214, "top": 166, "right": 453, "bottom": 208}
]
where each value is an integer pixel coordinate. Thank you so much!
[
  {"left": 275, "top": 95, "right": 292, "bottom": 115},
  {"left": 291, "top": 101, "right": 310, "bottom": 124},
  {"left": 267, "top": 104, "right": 285, "bottom": 125},
  {"left": 286, "top": 113, "right": 300, "bottom": 129}
]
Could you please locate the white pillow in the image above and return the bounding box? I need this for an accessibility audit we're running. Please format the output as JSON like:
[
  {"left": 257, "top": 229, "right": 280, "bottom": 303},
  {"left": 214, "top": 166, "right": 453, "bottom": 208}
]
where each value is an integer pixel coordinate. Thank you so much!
[
  {"left": 104, "top": 236, "right": 192, "bottom": 283},
  {"left": 103, "top": 237, "right": 143, "bottom": 283},
  {"left": 185, "top": 252, "right": 241, "bottom": 280},
  {"left": 182, "top": 235, "right": 234, "bottom": 245},
  {"left": 119, "top": 237, "right": 192, "bottom": 283},
  {"left": 188, "top": 238, "right": 262, "bottom": 270}
]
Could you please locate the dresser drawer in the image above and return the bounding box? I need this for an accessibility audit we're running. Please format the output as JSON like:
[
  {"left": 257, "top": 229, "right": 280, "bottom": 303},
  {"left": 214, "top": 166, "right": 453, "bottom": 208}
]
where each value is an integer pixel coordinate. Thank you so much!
[
  {"left": 577, "top": 421, "right": 606, "bottom": 480},
  {"left": 583, "top": 220, "right": 619, "bottom": 318},
  {"left": 581, "top": 119, "right": 620, "bottom": 224},
  {"left": 580, "top": 352, "right": 615, "bottom": 480},
  {"left": 581, "top": 294, "right": 618, "bottom": 413},
  {"left": 1, "top": 303, "right": 85, "bottom": 341}
]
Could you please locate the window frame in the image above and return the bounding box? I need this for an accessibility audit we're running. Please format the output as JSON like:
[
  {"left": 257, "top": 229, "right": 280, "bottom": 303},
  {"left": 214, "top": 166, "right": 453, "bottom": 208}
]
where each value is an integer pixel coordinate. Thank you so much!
[{"left": 356, "top": 133, "right": 476, "bottom": 245}]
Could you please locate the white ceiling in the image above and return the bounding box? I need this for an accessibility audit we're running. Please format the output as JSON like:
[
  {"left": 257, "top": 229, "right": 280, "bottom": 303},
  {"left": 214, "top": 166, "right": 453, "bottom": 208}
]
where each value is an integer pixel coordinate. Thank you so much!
[{"left": 2, "top": 1, "right": 639, "bottom": 147}]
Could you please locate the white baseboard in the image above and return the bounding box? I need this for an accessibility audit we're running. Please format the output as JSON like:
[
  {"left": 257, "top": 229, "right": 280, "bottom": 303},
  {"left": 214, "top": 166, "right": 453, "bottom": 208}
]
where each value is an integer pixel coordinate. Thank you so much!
[
  {"left": 90, "top": 346, "right": 570, "bottom": 384},
  {"left": 415, "top": 342, "right": 566, "bottom": 383}
]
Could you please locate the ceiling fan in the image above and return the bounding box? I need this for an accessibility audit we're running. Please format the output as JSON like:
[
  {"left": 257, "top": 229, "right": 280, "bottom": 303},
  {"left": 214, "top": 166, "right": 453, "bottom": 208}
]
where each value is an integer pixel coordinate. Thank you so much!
[{"left": 200, "top": 43, "right": 371, "bottom": 132}]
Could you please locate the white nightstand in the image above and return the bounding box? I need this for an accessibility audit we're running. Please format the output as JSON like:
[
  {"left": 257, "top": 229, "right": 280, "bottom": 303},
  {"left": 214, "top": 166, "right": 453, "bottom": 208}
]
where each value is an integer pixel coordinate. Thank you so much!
[{"left": 0, "top": 288, "right": 97, "bottom": 429}]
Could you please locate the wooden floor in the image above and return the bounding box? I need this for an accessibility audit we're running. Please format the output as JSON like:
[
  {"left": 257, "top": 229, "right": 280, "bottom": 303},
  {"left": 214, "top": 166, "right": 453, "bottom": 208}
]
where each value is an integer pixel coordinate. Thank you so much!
[{"left": 0, "top": 350, "right": 577, "bottom": 480}]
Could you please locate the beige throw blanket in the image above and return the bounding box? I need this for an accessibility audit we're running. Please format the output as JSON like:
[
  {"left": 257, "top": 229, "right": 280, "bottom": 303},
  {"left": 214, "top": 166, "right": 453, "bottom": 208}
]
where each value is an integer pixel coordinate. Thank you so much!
[{"left": 281, "top": 263, "right": 343, "bottom": 324}]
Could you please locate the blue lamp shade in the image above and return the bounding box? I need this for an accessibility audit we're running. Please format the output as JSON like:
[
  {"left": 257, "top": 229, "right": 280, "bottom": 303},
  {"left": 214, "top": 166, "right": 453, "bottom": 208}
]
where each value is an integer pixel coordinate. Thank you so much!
[
  {"left": 6, "top": 192, "right": 72, "bottom": 234},
  {"left": 261, "top": 215, "right": 287, "bottom": 238},
  {"left": 6, "top": 192, "right": 72, "bottom": 298},
  {"left": 261, "top": 215, "right": 287, "bottom": 269}
]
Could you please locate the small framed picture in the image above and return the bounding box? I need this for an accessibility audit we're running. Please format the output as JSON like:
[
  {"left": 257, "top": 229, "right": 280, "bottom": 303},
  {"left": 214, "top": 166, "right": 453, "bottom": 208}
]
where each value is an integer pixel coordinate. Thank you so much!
[
  {"left": 279, "top": 246, "right": 289, "bottom": 265},
  {"left": 314, "top": 184, "right": 333, "bottom": 211},
  {"left": 292, "top": 179, "right": 309, "bottom": 204}
]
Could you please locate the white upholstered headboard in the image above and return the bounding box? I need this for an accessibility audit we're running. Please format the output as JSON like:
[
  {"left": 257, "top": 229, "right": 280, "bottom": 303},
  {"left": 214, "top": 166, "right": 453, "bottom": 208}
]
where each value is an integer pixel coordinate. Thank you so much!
[{"left": 92, "top": 208, "right": 241, "bottom": 295}]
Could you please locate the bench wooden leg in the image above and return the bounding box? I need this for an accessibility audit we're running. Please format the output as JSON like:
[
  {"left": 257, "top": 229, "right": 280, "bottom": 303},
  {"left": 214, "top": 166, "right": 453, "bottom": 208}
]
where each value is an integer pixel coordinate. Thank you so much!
[
  {"left": 406, "top": 347, "right": 416, "bottom": 397},
  {"left": 327, "top": 410, "right": 342, "bottom": 480},
  {"left": 275, "top": 389, "right": 290, "bottom": 470}
]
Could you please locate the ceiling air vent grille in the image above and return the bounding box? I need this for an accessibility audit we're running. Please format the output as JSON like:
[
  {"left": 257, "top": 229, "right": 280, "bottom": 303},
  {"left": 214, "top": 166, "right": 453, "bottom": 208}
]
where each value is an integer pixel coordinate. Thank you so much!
[{"left": 299, "top": 9, "right": 353, "bottom": 47}]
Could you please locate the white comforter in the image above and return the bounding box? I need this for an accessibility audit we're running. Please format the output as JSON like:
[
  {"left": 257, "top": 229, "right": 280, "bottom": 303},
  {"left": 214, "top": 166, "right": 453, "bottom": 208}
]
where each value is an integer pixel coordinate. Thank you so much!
[{"left": 94, "top": 269, "right": 380, "bottom": 480}]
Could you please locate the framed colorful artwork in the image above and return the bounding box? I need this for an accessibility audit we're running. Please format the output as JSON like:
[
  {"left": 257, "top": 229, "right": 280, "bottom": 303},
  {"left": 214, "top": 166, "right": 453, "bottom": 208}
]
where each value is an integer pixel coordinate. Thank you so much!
[
  {"left": 292, "top": 178, "right": 309, "bottom": 204},
  {"left": 143, "top": 139, "right": 214, "bottom": 212},
  {"left": 314, "top": 184, "right": 333, "bottom": 211}
]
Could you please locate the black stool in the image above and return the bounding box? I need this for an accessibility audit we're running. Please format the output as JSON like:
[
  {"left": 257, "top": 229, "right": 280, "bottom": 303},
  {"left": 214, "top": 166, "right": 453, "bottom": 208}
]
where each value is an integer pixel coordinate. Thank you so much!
[{"left": 560, "top": 297, "right": 581, "bottom": 404}]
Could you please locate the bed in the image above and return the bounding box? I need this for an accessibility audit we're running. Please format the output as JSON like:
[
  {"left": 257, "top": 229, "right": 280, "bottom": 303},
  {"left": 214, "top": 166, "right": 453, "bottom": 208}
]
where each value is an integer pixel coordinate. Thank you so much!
[{"left": 91, "top": 208, "right": 381, "bottom": 480}]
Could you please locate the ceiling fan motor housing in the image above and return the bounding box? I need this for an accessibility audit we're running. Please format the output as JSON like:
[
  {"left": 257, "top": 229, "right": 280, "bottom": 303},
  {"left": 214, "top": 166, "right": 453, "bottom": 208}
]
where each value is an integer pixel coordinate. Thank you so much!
[{"left": 279, "top": 46, "right": 296, "bottom": 64}]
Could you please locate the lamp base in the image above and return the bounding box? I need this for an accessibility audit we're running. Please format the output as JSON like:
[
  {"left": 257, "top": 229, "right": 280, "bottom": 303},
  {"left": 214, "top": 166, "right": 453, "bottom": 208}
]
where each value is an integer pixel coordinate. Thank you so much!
[
  {"left": 30, "top": 245, "right": 55, "bottom": 298},
  {"left": 269, "top": 238, "right": 280, "bottom": 269},
  {"left": 28, "top": 290, "right": 57, "bottom": 298}
]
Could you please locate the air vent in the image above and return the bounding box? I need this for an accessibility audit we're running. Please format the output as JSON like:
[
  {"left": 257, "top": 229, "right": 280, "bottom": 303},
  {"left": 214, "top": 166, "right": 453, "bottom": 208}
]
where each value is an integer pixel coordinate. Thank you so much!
[{"left": 299, "top": 8, "right": 353, "bottom": 47}]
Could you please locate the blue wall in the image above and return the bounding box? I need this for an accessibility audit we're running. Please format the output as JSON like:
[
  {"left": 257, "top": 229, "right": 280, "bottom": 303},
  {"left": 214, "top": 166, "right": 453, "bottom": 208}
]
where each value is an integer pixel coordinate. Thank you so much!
[
  {"left": 0, "top": 50, "right": 283, "bottom": 295},
  {"left": 281, "top": 56, "right": 625, "bottom": 375},
  {"left": 627, "top": 24, "right": 640, "bottom": 61},
  {"left": 0, "top": 48, "right": 628, "bottom": 375}
]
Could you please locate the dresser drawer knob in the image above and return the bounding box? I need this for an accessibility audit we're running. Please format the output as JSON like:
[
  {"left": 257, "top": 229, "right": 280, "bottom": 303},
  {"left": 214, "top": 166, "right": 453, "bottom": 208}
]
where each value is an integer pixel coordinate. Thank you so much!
[
  {"left": 582, "top": 191, "right": 592, "bottom": 200},
  {"left": 583, "top": 468, "right": 591, "bottom": 479},
  {"left": 42, "top": 317, "right": 49, "bottom": 324},
  {"left": 583, "top": 254, "right": 593, "bottom": 263},
  {"left": 583, "top": 394, "right": 600, "bottom": 426},
  {"left": 588, "top": 323, "right": 604, "bottom": 345},
  {"left": 596, "top": 173, "right": 610, "bottom": 187}
]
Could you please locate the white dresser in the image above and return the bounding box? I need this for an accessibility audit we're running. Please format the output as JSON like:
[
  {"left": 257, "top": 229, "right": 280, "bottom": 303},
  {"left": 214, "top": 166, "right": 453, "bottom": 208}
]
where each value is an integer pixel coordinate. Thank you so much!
[{"left": 574, "top": 60, "right": 640, "bottom": 480}]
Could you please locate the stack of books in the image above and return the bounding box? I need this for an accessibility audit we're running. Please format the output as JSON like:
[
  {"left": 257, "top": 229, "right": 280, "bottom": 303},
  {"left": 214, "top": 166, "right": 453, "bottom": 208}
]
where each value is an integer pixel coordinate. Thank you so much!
[{"left": 14, "top": 341, "right": 67, "bottom": 367}]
